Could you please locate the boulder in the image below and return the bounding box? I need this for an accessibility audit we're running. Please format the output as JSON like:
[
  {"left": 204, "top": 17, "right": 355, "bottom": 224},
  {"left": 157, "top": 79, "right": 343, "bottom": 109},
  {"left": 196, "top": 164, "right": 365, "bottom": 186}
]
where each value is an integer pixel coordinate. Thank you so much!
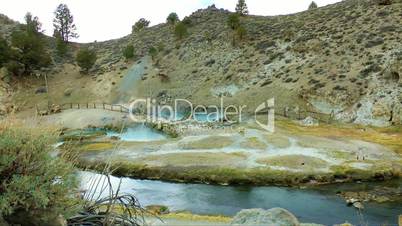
[
  {"left": 231, "top": 208, "right": 300, "bottom": 226},
  {"left": 352, "top": 202, "right": 364, "bottom": 210},
  {"left": 64, "top": 88, "right": 73, "bottom": 96},
  {"left": 50, "top": 104, "right": 61, "bottom": 113},
  {"left": 35, "top": 87, "right": 47, "bottom": 94},
  {"left": 38, "top": 110, "right": 49, "bottom": 116},
  {"left": 299, "top": 116, "right": 319, "bottom": 126}
]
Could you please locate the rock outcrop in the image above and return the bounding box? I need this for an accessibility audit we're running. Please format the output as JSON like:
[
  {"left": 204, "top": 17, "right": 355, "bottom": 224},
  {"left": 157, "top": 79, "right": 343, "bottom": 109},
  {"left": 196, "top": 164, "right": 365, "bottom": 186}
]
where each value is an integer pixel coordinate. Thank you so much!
[{"left": 231, "top": 208, "right": 300, "bottom": 226}]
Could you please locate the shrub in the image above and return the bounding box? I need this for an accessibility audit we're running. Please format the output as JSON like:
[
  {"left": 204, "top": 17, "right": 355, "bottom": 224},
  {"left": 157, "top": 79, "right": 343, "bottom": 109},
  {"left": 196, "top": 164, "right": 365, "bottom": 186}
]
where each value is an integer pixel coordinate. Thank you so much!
[
  {"left": 55, "top": 32, "right": 68, "bottom": 56},
  {"left": 123, "top": 44, "right": 135, "bottom": 59},
  {"left": 9, "top": 29, "right": 51, "bottom": 75},
  {"left": 0, "top": 36, "right": 10, "bottom": 67},
  {"left": 227, "top": 13, "right": 240, "bottom": 30},
  {"left": 167, "top": 12, "right": 179, "bottom": 25},
  {"left": 204, "top": 31, "right": 213, "bottom": 43},
  {"left": 308, "top": 1, "right": 318, "bottom": 9},
  {"left": 4, "top": 61, "right": 24, "bottom": 76},
  {"left": 181, "top": 17, "right": 192, "bottom": 27},
  {"left": 375, "top": 0, "right": 392, "bottom": 5},
  {"left": 174, "top": 22, "right": 188, "bottom": 40},
  {"left": 149, "top": 46, "right": 158, "bottom": 60},
  {"left": 132, "top": 18, "right": 150, "bottom": 33},
  {"left": 0, "top": 124, "right": 78, "bottom": 223},
  {"left": 75, "top": 48, "right": 97, "bottom": 73},
  {"left": 157, "top": 42, "right": 165, "bottom": 52},
  {"left": 236, "top": 25, "right": 247, "bottom": 41}
]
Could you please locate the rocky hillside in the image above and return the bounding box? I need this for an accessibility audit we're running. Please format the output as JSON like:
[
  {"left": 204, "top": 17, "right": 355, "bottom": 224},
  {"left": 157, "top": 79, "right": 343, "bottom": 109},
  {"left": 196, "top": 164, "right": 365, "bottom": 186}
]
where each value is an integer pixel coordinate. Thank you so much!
[
  {"left": 1, "top": 0, "right": 402, "bottom": 126},
  {"left": 87, "top": 0, "right": 401, "bottom": 126}
]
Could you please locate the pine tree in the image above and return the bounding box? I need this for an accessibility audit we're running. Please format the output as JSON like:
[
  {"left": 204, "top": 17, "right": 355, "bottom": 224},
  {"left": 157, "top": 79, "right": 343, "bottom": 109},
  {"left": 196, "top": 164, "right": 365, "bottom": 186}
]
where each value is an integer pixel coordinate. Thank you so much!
[
  {"left": 308, "top": 1, "right": 318, "bottom": 10},
  {"left": 235, "top": 0, "right": 249, "bottom": 16},
  {"left": 7, "top": 13, "right": 51, "bottom": 75},
  {"left": 24, "top": 12, "right": 42, "bottom": 34},
  {"left": 53, "top": 4, "right": 78, "bottom": 43}
]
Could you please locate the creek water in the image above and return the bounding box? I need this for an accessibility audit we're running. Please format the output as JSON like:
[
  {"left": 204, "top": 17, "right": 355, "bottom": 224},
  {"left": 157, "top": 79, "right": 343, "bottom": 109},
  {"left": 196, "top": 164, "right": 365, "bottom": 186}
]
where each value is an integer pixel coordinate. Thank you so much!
[{"left": 80, "top": 171, "right": 402, "bottom": 225}]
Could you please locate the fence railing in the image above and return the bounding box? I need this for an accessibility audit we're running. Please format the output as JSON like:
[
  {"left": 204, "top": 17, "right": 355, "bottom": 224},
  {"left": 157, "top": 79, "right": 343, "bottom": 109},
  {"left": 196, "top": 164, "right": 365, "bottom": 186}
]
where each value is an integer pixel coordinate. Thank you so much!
[
  {"left": 256, "top": 107, "right": 334, "bottom": 124},
  {"left": 59, "top": 103, "right": 130, "bottom": 113},
  {"left": 45, "top": 103, "right": 333, "bottom": 124}
]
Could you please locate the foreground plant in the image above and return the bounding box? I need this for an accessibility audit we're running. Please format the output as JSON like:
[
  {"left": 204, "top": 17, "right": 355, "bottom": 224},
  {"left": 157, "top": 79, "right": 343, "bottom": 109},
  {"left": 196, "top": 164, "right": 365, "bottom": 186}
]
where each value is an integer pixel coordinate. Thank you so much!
[
  {"left": 0, "top": 123, "right": 78, "bottom": 225},
  {"left": 68, "top": 173, "right": 147, "bottom": 226},
  {"left": 0, "top": 121, "right": 149, "bottom": 225}
]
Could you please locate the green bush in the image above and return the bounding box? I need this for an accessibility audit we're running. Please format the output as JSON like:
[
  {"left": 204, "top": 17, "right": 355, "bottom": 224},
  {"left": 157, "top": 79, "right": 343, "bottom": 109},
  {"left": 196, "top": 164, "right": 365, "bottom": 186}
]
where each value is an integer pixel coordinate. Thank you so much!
[
  {"left": 1, "top": 13, "right": 52, "bottom": 76},
  {"left": 55, "top": 32, "right": 68, "bottom": 57},
  {"left": 157, "top": 42, "right": 165, "bottom": 52},
  {"left": 0, "top": 36, "right": 10, "bottom": 67},
  {"left": 376, "top": 0, "right": 392, "bottom": 5},
  {"left": 9, "top": 29, "right": 51, "bottom": 75},
  {"left": 123, "top": 44, "right": 135, "bottom": 59},
  {"left": 132, "top": 18, "right": 150, "bottom": 33},
  {"left": 4, "top": 61, "right": 24, "bottom": 76},
  {"left": 174, "top": 22, "right": 188, "bottom": 40},
  {"left": 236, "top": 25, "right": 247, "bottom": 41},
  {"left": 227, "top": 13, "right": 240, "bottom": 30},
  {"left": 167, "top": 12, "right": 179, "bottom": 25},
  {"left": 0, "top": 125, "right": 78, "bottom": 222},
  {"left": 149, "top": 46, "right": 158, "bottom": 60},
  {"left": 75, "top": 48, "right": 97, "bottom": 73}
]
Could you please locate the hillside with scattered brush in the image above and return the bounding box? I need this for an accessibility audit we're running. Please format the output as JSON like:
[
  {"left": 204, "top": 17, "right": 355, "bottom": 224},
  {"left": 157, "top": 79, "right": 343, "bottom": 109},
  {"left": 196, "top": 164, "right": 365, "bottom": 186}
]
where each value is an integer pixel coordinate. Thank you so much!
[{"left": 0, "top": 0, "right": 401, "bottom": 126}]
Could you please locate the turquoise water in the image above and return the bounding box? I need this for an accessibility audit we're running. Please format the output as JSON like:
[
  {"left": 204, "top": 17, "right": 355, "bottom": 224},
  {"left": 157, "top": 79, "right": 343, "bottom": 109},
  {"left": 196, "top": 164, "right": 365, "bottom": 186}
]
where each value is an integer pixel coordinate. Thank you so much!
[
  {"left": 160, "top": 110, "right": 223, "bottom": 122},
  {"left": 80, "top": 171, "right": 402, "bottom": 225},
  {"left": 106, "top": 124, "right": 166, "bottom": 141}
]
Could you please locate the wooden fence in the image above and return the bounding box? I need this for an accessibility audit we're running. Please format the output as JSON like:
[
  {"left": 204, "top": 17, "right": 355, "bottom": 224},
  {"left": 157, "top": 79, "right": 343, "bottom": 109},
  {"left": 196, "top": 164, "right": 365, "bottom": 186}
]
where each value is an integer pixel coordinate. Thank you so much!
[
  {"left": 60, "top": 103, "right": 130, "bottom": 113},
  {"left": 256, "top": 107, "right": 334, "bottom": 124},
  {"left": 52, "top": 103, "right": 333, "bottom": 124}
]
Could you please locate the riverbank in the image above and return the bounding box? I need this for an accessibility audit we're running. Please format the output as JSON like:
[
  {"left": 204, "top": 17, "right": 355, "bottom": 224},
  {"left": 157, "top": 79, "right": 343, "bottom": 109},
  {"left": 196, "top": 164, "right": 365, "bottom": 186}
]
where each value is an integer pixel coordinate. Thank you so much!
[{"left": 79, "top": 171, "right": 402, "bottom": 225}]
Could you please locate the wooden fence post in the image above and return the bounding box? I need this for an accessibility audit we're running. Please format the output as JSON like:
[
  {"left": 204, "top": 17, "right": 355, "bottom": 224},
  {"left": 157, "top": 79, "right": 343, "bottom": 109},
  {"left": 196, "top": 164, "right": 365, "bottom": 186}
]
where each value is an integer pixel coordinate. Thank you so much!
[{"left": 94, "top": 103, "right": 96, "bottom": 109}]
